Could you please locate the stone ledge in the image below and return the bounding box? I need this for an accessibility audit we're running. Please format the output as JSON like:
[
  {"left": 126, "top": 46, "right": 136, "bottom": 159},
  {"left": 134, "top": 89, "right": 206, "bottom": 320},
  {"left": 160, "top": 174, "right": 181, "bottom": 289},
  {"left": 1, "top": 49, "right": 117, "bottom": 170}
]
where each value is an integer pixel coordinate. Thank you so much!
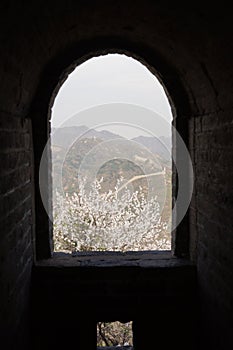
[{"left": 35, "top": 250, "right": 193, "bottom": 268}]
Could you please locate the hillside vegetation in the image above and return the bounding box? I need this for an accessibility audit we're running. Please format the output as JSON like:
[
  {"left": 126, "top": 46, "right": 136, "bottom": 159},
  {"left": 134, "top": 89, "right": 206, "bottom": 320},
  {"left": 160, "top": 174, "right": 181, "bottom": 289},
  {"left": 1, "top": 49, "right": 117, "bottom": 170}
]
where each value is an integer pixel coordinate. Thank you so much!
[{"left": 51, "top": 126, "right": 172, "bottom": 252}]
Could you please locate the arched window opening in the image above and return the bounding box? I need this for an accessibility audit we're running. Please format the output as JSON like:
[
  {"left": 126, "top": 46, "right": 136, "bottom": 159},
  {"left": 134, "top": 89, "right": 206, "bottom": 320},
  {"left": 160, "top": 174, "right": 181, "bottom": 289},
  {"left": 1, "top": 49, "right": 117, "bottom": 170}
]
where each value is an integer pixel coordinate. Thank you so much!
[{"left": 50, "top": 53, "right": 173, "bottom": 253}]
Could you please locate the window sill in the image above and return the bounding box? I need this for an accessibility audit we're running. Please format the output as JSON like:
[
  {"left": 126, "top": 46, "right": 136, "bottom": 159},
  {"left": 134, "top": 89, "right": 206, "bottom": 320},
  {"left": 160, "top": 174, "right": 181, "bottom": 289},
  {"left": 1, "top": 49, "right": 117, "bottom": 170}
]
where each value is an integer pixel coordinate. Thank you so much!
[{"left": 35, "top": 250, "right": 193, "bottom": 268}]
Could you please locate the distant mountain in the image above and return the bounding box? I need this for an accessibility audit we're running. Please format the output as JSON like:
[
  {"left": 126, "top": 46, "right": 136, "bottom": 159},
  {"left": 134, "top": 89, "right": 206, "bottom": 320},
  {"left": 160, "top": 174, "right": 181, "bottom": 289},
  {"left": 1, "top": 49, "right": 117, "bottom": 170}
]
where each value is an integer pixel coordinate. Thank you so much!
[
  {"left": 51, "top": 125, "right": 171, "bottom": 161},
  {"left": 51, "top": 126, "right": 123, "bottom": 149},
  {"left": 132, "top": 135, "right": 171, "bottom": 161},
  {"left": 160, "top": 135, "right": 172, "bottom": 149},
  {"left": 51, "top": 125, "right": 171, "bottom": 197}
]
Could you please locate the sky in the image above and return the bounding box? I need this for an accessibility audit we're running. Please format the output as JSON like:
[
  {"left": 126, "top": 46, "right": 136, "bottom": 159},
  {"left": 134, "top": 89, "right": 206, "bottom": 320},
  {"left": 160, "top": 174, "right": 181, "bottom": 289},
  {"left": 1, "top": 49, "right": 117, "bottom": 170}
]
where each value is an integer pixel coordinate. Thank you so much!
[{"left": 51, "top": 54, "right": 173, "bottom": 138}]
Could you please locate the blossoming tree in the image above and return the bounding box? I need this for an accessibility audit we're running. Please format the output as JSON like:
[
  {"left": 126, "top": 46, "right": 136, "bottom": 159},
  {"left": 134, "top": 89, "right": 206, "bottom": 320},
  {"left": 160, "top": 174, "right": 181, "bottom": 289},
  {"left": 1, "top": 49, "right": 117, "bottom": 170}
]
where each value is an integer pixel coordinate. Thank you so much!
[{"left": 53, "top": 177, "right": 170, "bottom": 253}]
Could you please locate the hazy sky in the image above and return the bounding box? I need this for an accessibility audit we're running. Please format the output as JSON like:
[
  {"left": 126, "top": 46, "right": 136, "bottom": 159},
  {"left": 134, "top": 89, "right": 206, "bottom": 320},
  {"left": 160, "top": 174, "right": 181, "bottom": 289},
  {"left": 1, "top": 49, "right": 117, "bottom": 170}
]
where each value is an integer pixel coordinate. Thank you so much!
[{"left": 51, "top": 54, "right": 173, "bottom": 138}]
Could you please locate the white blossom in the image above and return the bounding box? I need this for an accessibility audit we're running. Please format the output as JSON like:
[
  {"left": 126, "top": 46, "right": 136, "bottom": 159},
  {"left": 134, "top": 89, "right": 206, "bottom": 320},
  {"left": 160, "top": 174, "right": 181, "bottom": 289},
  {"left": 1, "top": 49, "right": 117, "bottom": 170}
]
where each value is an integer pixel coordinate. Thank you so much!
[{"left": 53, "top": 177, "right": 170, "bottom": 252}]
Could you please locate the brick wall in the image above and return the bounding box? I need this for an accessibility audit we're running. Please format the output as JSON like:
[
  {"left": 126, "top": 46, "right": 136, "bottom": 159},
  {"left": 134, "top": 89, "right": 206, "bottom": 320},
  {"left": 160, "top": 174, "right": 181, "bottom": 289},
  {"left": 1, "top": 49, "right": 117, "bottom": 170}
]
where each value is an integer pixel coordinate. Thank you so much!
[
  {"left": 190, "top": 108, "right": 233, "bottom": 348},
  {"left": 0, "top": 113, "right": 34, "bottom": 349}
]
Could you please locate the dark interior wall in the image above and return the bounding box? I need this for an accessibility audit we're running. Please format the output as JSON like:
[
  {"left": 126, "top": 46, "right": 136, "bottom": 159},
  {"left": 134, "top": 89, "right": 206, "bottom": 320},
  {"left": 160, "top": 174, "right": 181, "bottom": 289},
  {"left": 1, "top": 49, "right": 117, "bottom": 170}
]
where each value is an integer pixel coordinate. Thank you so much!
[
  {"left": 0, "top": 1, "right": 233, "bottom": 349},
  {"left": 192, "top": 59, "right": 233, "bottom": 348},
  {"left": 0, "top": 115, "right": 34, "bottom": 349},
  {"left": 32, "top": 257, "right": 198, "bottom": 350},
  {"left": 0, "top": 2, "right": 38, "bottom": 347}
]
